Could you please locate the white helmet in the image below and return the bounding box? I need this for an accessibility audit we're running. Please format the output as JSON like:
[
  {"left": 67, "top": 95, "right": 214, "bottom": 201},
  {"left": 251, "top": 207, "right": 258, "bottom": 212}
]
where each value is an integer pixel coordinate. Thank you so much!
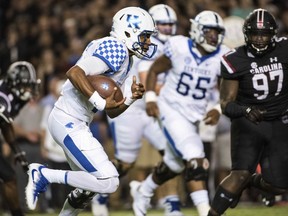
[
  {"left": 149, "top": 4, "right": 177, "bottom": 42},
  {"left": 190, "top": 10, "right": 225, "bottom": 52},
  {"left": 110, "top": 7, "right": 157, "bottom": 59}
]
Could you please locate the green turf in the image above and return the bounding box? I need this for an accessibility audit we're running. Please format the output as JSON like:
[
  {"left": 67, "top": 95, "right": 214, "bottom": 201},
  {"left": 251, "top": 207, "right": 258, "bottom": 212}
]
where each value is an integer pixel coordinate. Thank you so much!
[{"left": 23, "top": 204, "right": 288, "bottom": 216}]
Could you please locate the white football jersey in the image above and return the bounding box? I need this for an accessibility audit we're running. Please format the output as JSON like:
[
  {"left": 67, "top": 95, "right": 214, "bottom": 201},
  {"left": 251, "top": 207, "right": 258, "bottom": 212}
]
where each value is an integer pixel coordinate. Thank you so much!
[
  {"left": 55, "top": 36, "right": 131, "bottom": 123},
  {"left": 159, "top": 35, "right": 230, "bottom": 122}
]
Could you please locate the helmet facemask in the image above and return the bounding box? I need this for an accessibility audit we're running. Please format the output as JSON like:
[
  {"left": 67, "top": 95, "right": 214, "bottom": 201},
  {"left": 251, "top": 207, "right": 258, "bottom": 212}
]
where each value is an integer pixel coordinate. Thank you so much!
[{"left": 131, "top": 30, "right": 157, "bottom": 59}]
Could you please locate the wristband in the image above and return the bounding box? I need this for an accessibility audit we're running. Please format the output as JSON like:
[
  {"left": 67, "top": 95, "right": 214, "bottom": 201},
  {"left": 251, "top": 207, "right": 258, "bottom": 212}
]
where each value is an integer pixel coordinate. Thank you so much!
[
  {"left": 145, "top": 91, "right": 157, "bottom": 103},
  {"left": 124, "top": 91, "right": 136, "bottom": 106},
  {"left": 88, "top": 91, "right": 106, "bottom": 111},
  {"left": 213, "top": 103, "right": 222, "bottom": 114}
]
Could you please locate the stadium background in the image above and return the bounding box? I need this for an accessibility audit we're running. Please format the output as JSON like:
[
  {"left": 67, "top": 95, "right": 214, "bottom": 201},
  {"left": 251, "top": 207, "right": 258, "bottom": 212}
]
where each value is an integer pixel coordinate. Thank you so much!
[{"left": 1, "top": 0, "right": 288, "bottom": 215}]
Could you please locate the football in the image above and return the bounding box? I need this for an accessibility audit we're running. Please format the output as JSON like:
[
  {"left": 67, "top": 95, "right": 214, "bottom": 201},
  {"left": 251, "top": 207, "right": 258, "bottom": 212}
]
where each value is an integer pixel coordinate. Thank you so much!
[{"left": 87, "top": 75, "right": 123, "bottom": 102}]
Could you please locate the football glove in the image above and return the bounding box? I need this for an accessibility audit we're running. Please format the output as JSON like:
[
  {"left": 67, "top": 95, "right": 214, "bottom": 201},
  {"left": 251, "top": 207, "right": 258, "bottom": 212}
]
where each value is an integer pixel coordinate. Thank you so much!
[{"left": 245, "top": 106, "right": 266, "bottom": 124}]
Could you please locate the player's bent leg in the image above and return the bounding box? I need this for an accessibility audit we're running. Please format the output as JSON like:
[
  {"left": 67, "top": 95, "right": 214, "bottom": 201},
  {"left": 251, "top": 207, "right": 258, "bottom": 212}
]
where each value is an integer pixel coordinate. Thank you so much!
[
  {"left": 91, "top": 159, "right": 134, "bottom": 216},
  {"left": 208, "top": 170, "right": 251, "bottom": 216},
  {"left": 153, "top": 161, "right": 181, "bottom": 185},
  {"left": 130, "top": 161, "right": 181, "bottom": 216},
  {"left": 3, "top": 179, "right": 24, "bottom": 216},
  {"left": 185, "top": 158, "right": 210, "bottom": 216},
  {"left": 156, "top": 175, "right": 183, "bottom": 216}
]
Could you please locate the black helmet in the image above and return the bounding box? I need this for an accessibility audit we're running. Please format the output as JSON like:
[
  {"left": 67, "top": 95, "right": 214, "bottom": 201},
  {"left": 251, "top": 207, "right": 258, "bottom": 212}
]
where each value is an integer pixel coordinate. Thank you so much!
[
  {"left": 6, "top": 61, "right": 40, "bottom": 100},
  {"left": 243, "top": 9, "right": 277, "bottom": 56}
]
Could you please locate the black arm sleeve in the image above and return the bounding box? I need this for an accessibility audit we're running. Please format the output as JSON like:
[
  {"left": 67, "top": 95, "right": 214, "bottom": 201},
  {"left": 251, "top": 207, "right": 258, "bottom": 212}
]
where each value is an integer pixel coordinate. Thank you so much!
[{"left": 224, "top": 101, "right": 247, "bottom": 118}]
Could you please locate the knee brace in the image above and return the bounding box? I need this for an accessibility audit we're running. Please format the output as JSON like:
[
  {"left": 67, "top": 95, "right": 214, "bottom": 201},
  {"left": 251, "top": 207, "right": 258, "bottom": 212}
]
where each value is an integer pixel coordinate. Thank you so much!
[
  {"left": 111, "top": 159, "right": 134, "bottom": 177},
  {"left": 154, "top": 161, "right": 179, "bottom": 185},
  {"left": 67, "top": 188, "right": 96, "bottom": 209},
  {"left": 185, "top": 158, "right": 209, "bottom": 181}
]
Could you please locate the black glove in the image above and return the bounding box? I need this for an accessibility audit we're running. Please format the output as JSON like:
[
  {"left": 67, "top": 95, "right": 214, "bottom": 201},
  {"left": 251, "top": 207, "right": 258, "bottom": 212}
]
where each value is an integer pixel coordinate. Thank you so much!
[
  {"left": 14, "top": 151, "right": 29, "bottom": 171},
  {"left": 245, "top": 106, "right": 266, "bottom": 124}
]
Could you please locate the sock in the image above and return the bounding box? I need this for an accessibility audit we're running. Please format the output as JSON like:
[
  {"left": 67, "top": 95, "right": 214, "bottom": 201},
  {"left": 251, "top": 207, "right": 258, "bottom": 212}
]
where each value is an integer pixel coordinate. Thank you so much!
[
  {"left": 140, "top": 174, "right": 159, "bottom": 197},
  {"left": 42, "top": 168, "right": 118, "bottom": 193},
  {"left": 190, "top": 190, "right": 210, "bottom": 216},
  {"left": 210, "top": 186, "right": 238, "bottom": 215},
  {"left": 41, "top": 167, "right": 68, "bottom": 184}
]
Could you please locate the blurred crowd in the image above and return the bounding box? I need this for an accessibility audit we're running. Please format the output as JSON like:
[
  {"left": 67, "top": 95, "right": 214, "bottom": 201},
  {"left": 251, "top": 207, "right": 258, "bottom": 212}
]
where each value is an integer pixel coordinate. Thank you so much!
[
  {"left": 1, "top": 0, "right": 288, "bottom": 214},
  {"left": 1, "top": 0, "right": 288, "bottom": 97}
]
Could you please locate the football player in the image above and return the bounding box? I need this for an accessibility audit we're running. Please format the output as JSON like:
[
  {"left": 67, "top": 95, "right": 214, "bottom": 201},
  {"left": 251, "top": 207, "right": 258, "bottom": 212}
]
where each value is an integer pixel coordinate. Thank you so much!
[
  {"left": 208, "top": 8, "right": 288, "bottom": 216},
  {"left": 92, "top": 4, "right": 183, "bottom": 216},
  {"left": 25, "top": 6, "right": 156, "bottom": 216},
  {"left": 130, "top": 11, "right": 230, "bottom": 216},
  {"left": 0, "top": 61, "right": 40, "bottom": 216}
]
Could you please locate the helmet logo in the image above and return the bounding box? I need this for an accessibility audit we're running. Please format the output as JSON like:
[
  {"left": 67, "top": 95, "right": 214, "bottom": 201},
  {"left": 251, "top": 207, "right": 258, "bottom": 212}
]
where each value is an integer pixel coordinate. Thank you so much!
[
  {"left": 126, "top": 14, "right": 141, "bottom": 29},
  {"left": 256, "top": 10, "right": 264, "bottom": 29}
]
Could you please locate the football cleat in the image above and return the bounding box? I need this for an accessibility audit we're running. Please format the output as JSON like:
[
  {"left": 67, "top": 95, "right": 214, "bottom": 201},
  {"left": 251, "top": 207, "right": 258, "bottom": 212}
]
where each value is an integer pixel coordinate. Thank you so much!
[
  {"left": 163, "top": 197, "right": 184, "bottom": 216},
  {"left": 250, "top": 173, "right": 276, "bottom": 207},
  {"left": 25, "top": 163, "right": 50, "bottom": 210},
  {"left": 91, "top": 194, "right": 109, "bottom": 216},
  {"left": 130, "top": 181, "right": 152, "bottom": 216},
  {"left": 261, "top": 192, "right": 275, "bottom": 207}
]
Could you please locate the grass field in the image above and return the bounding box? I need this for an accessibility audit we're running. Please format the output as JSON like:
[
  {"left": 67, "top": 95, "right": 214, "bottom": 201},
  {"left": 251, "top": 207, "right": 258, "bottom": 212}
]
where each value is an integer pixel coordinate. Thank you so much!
[{"left": 22, "top": 204, "right": 288, "bottom": 216}]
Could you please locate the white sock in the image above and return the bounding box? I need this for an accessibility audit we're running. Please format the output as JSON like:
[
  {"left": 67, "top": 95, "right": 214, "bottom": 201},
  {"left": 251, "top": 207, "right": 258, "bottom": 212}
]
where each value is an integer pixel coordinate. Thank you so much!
[
  {"left": 41, "top": 167, "right": 68, "bottom": 184},
  {"left": 190, "top": 190, "right": 210, "bottom": 216},
  {"left": 42, "top": 168, "right": 117, "bottom": 193},
  {"left": 140, "top": 174, "right": 159, "bottom": 197}
]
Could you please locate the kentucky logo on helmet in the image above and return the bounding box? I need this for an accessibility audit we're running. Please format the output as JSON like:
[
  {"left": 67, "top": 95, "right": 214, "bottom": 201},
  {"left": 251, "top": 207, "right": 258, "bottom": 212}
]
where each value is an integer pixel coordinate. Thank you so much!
[{"left": 126, "top": 14, "right": 141, "bottom": 29}]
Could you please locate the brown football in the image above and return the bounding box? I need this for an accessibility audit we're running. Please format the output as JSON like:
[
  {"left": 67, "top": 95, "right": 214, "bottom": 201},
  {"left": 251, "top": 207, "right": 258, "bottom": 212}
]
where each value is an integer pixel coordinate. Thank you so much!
[{"left": 87, "top": 75, "right": 123, "bottom": 102}]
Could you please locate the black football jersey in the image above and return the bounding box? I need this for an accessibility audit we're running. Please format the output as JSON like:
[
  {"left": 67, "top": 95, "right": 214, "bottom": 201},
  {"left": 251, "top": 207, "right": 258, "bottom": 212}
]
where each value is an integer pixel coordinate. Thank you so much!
[
  {"left": 221, "top": 37, "right": 288, "bottom": 120},
  {"left": 0, "top": 80, "right": 27, "bottom": 123}
]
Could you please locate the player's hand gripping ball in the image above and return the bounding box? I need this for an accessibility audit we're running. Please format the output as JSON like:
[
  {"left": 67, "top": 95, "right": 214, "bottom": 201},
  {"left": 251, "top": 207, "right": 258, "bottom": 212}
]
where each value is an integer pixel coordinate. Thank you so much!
[{"left": 87, "top": 75, "right": 123, "bottom": 102}]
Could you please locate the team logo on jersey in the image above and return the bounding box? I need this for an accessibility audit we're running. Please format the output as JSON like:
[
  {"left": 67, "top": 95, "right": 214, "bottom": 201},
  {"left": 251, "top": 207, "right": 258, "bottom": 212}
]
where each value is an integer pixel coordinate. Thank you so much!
[
  {"left": 126, "top": 14, "right": 141, "bottom": 29},
  {"left": 251, "top": 62, "right": 258, "bottom": 68},
  {"left": 270, "top": 57, "right": 278, "bottom": 63}
]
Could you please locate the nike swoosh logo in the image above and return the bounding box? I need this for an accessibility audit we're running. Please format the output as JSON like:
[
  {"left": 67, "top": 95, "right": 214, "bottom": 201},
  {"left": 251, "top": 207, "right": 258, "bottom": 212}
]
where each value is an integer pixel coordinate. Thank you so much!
[{"left": 31, "top": 169, "right": 38, "bottom": 183}]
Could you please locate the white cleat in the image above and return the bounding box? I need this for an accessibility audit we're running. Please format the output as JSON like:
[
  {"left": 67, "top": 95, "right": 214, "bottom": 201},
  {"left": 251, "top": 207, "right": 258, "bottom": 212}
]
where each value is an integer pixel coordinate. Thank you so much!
[
  {"left": 130, "top": 181, "right": 151, "bottom": 216},
  {"left": 25, "top": 163, "right": 49, "bottom": 210},
  {"left": 91, "top": 194, "right": 109, "bottom": 216},
  {"left": 164, "top": 198, "right": 184, "bottom": 216}
]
